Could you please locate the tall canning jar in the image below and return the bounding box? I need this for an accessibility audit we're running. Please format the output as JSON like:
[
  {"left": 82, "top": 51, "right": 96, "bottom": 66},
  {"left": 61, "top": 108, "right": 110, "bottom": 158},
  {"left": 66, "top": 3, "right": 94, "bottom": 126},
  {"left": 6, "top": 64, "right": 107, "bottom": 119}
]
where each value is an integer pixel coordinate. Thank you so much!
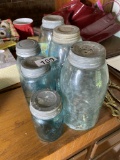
[
  {"left": 48, "top": 25, "right": 81, "bottom": 91},
  {"left": 38, "top": 14, "right": 64, "bottom": 57},
  {"left": 20, "top": 56, "right": 55, "bottom": 104},
  {"left": 60, "top": 41, "right": 109, "bottom": 130}
]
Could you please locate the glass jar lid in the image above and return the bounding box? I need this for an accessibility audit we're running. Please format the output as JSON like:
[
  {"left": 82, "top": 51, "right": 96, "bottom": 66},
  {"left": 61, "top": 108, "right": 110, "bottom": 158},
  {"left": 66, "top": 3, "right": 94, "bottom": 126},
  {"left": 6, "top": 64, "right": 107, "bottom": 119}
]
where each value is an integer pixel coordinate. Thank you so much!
[
  {"left": 30, "top": 89, "right": 62, "bottom": 120},
  {"left": 53, "top": 25, "right": 80, "bottom": 44},
  {"left": 21, "top": 56, "right": 50, "bottom": 78},
  {"left": 68, "top": 41, "right": 106, "bottom": 69},
  {"left": 42, "top": 15, "right": 64, "bottom": 29},
  {"left": 16, "top": 39, "right": 40, "bottom": 57}
]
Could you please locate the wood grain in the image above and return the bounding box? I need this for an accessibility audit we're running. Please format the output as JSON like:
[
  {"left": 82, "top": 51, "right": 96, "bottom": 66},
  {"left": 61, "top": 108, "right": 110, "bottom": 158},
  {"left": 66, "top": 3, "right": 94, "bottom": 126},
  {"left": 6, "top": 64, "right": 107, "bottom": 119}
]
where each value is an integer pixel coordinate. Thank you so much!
[
  {"left": 90, "top": 129, "right": 120, "bottom": 159},
  {"left": 0, "top": 73, "right": 120, "bottom": 160},
  {"left": 69, "top": 149, "right": 87, "bottom": 160}
]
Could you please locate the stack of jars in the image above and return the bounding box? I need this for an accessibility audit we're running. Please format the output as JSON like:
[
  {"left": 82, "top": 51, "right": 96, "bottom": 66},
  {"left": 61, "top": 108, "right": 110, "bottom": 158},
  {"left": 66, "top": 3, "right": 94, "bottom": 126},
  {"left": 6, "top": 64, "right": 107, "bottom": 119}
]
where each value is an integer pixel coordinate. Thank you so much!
[{"left": 16, "top": 14, "right": 109, "bottom": 142}]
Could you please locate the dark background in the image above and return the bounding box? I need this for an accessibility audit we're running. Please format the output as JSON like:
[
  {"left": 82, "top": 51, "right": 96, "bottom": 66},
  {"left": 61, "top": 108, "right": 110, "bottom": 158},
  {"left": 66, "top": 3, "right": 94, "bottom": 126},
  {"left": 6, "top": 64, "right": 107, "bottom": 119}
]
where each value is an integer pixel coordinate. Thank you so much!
[{"left": 0, "top": 0, "right": 55, "bottom": 27}]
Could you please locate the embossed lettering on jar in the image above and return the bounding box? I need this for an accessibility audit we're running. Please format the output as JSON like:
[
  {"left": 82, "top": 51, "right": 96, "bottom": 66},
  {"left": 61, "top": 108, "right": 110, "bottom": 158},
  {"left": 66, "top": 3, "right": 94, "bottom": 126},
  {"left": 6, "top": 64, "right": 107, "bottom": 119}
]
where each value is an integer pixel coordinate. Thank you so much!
[{"left": 60, "top": 41, "right": 109, "bottom": 130}]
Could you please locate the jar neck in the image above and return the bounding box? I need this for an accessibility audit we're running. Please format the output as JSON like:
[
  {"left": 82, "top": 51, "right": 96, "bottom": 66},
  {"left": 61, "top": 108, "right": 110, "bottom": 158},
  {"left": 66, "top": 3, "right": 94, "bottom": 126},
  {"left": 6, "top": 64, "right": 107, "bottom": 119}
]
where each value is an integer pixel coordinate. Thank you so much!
[
  {"left": 68, "top": 41, "right": 106, "bottom": 69},
  {"left": 68, "top": 51, "right": 106, "bottom": 69},
  {"left": 52, "top": 36, "right": 80, "bottom": 45},
  {"left": 30, "top": 89, "right": 62, "bottom": 120},
  {"left": 21, "top": 65, "right": 50, "bottom": 78}
]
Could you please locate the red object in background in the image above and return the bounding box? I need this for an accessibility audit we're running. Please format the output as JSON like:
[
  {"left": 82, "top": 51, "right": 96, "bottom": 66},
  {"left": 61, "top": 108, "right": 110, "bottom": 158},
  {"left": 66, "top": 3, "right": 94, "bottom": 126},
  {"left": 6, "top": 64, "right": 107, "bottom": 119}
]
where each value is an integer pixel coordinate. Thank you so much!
[
  {"left": 13, "top": 18, "right": 34, "bottom": 40},
  {"left": 52, "top": 0, "right": 106, "bottom": 29},
  {"left": 52, "top": 0, "right": 120, "bottom": 42}
]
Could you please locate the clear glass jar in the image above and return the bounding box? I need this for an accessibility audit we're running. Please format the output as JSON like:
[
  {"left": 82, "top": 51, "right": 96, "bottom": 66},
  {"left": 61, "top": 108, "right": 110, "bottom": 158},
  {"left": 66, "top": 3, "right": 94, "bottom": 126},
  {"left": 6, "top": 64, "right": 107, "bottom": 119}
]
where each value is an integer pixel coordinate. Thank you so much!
[
  {"left": 30, "top": 89, "right": 63, "bottom": 142},
  {"left": 16, "top": 39, "right": 41, "bottom": 72},
  {"left": 20, "top": 56, "right": 55, "bottom": 104},
  {"left": 60, "top": 41, "right": 109, "bottom": 130},
  {"left": 48, "top": 25, "right": 81, "bottom": 91},
  {"left": 38, "top": 15, "right": 64, "bottom": 57}
]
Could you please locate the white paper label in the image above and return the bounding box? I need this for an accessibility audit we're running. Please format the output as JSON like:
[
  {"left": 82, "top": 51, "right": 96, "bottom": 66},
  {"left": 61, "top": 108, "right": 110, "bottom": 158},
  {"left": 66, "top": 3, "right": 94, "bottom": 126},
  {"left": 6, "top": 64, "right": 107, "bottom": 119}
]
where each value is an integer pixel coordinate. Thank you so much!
[{"left": 35, "top": 57, "right": 57, "bottom": 67}]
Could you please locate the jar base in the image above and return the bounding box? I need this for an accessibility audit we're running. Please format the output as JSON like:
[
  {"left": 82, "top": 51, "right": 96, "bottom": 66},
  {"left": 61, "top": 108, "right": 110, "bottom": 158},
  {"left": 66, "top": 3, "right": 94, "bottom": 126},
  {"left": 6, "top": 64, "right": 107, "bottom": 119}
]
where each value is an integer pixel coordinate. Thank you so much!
[{"left": 65, "top": 122, "right": 96, "bottom": 131}]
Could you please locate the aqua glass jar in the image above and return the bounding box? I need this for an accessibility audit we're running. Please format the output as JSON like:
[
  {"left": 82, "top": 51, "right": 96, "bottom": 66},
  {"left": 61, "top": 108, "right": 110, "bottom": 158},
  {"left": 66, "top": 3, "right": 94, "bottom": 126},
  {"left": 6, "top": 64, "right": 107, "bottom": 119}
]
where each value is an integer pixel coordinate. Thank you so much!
[
  {"left": 60, "top": 41, "right": 109, "bottom": 130},
  {"left": 20, "top": 56, "right": 55, "bottom": 104},
  {"left": 48, "top": 25, "right": 81, "bottom": 91},
  {"left": 38, "top": 14, "right": 64, "bottom": 57},
  {"left": 16, "top": 39, "right": 40, "bottom": 72},
  {"left": 30, "top": 89, "right": 63, "bottom": 142}
]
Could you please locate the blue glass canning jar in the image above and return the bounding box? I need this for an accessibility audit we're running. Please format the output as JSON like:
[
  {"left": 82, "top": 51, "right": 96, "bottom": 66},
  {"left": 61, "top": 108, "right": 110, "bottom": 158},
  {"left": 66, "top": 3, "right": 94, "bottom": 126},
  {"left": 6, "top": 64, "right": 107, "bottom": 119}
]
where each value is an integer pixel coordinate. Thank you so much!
[
  {"left": 20, "top": 56, "right": 55, "bottom": 104},
  {"left": 60, "top": 41, "right": 109, "bottom": 130},
  {"left": 48, "top": 25, "right": 81, "bottom": 91},
  {"left": 30, "top": 89, "right": 63, "bottom": 142},
  {"left": 38, "top": 15, "right": 64, "bottom": 57},
  {"left": 16, "top": 39, "right": 40, "bottom": 72}
]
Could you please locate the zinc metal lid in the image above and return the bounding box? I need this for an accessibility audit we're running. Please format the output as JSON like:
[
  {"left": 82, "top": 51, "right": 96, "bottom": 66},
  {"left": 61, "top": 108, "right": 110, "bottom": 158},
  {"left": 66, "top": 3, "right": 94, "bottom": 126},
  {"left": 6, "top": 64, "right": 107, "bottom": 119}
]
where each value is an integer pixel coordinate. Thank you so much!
[
  {"left": 30, "top": 89, "right": 62, "bottom": 120},
  {"left": 42, "top": 15, "right": 64, "bottom": 29},
  {"left": 21, "top": 56, "right": 50, "bottom": 78},
  {"left": 53, "top": 25, "right": 80, "bottom": 44},
  {"left": 68, "top": 41, "right": 106, "bottom": 69},
  {"left": 16, "top": 39, "right": 40, "bottom": 57}
]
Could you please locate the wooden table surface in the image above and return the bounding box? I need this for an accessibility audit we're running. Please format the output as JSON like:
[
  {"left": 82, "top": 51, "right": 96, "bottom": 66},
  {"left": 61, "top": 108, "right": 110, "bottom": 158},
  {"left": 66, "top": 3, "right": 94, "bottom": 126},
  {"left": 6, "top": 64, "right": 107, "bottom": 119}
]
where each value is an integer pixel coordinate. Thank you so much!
[{"left": 0, "top": 73, "right": 120, "bottom": 160}]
